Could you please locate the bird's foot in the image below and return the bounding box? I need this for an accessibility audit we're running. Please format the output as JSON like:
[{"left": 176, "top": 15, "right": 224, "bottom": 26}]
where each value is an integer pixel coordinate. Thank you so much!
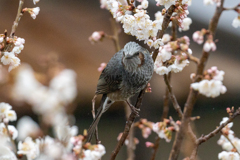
[{"left": 129, "top": 105, "right": 140, "bottom": 117}]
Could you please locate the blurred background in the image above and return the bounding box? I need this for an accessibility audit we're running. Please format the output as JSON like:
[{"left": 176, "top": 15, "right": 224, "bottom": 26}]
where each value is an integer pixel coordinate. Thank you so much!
[{"left": 0, "top": 0, "right": 240, "bottom": 159}]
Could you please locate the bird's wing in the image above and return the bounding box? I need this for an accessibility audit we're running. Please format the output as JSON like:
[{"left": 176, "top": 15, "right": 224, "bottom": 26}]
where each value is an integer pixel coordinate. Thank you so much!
[{"left": 96, "top": 50, "right": 123, "bottom": 95}]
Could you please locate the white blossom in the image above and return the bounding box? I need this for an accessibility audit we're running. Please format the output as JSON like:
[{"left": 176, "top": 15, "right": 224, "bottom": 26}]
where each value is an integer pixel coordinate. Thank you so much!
[
  {"left": 169, "top": 59, "right": 189, "bottom": 73},
  {"left": 191, "top": 79, "right": 226, "bottom": 98},
  {"left": 203, "top": 41, "right": 216, "bottom": 52},
  {"left": 152, "top": 122, "right": 170, "bottom": 142},
  {"left": 30, "top": 7, "right": 40, "bottom": 19},
  {"left": 0, "top": 102, "right": 17, "bottom": 122},
  {"left": 155, "top": 66, "right": 171, "bottom": 75},
  {"left": 158, "top": 46, "right": 172, "bottom": 62},
  {"left": 0, "top": 145, "right": 17, "bottom": 160},
  {"left": 33, "top": 0, "right": 40, "bottom": 5},
  {"left": 218, "top": 151, "right": 240, "bottom": 160},
  {"left": 1, "top": 52, "right": 15, "bottom": 65},
  {"left": 203, "top": 0, "right": 214, "bottom": 5},
  {"left": 192, "top": 31, "right": 204, "bottom": 44},
  {"left": 155, "top": 0, "right": 176, "bottom": 9},
  {"left": 0, "top": 37, "right": 3, "bottom": 43},
  {"left": 80, "top": 144, "right": 106, "bottom": 160},
  {"left": 17, "top": 116, "right": 41, "bottom": 141},
  {"left": 18, "top": 137, "right": 41, "bottom": 160},
  {"left": 220, "top": 117, "right": 233, "bottom": 128},
  {"left": 179, "top": 17, "right": 192, "bottom": 31},
  {"left": 162, "top": 34, "right": 171, "bottom": 43},
  {"left": 232, "top": 16, "right": 240, "bottom": 28}
]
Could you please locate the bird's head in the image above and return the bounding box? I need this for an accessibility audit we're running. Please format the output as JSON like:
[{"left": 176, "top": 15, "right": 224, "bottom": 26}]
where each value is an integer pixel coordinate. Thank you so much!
[{"left": 122, "top": 42, "right": 147, "bottom": 72}]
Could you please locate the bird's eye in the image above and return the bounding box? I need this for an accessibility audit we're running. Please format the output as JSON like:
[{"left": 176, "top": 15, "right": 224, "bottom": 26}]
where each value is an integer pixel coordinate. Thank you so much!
[{"left": 135, "top": 52, "right": 139, "bottom": 56}]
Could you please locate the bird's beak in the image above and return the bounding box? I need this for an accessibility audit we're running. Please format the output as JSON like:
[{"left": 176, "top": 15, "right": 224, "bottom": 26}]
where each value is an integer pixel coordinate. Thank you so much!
[{"left": 124, "top": 54, "right": 134, "bottom": 59}]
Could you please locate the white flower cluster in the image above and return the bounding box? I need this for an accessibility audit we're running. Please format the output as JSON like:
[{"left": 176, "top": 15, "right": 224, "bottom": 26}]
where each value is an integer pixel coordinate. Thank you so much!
[
  {"left": 0, "top": 102, "right": 17, "bottom": 122},
  {"left": 0, "top": 37, "right": 25, "bottom": 72},
  {"left": 23, "top": 7, "right": 40, "bottom": 19},
  {"left": 152, "top": 122, "right": 172, "bottom": 142},
  {"left": 154, "top": 35, "right": 191, "bottom": 75},
  {"left": 12, "top": 64, "right": 78, "bottom": 126},
  {"left": 217, "top": 117, "right": 240, "bottom": 160},
  {"left": 191, "top": 66, "right": 227, "bottom": 98},
  {"left": 0, "top": 103, "right": 18, "bottom": 160},
  {"left": 80, "top": 144, "right": 106, "bottom": 160},
  {"left": 203, "top": 0, "right": 221, "bottom": 6},
  {"left": 18, "top": 134, "right": 78, "bottom": 160}
]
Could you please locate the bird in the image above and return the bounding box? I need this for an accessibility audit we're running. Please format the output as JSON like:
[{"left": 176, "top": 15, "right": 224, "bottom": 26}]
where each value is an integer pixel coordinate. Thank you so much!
[{"left": 87, "top": 41, "right": 154, "bottom": 142}]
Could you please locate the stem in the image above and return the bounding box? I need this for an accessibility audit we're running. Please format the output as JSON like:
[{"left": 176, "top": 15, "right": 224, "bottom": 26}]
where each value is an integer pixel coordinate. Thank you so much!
[
  {"left": 6, "top": 0, "right": 25, "bottom": 52},
  {"left": 111, "top": 90, "right": 146, "bottom": 160},
  {"left": 168, "top": 1, "right": 225, "bottom": 159},
  {"left": 222, "top": 133, "right": 240, "bottom": 156},
  {"left": 152, "top": 5, "right": 176, "bottom": 61},
  {"left": 110, "top": 16, "right": 121, "bottom": 52},
  {"left": 164, "top": 74, "right": 183, "bottom": 119},
  {"left": 111, "top": 5, "right": 176, "bottom": 159}
]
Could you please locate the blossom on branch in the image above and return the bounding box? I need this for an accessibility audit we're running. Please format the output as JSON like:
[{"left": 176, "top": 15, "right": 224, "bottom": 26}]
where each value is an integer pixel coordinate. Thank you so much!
[
  {"left": 0, "top": 102, "right": 17, "bottom": 122},
  {"left": 154, "top": 36, "right": 191, "bottom": 75},
  {"left": 191, "top": 66, "right": 226, "bottom": 98}
]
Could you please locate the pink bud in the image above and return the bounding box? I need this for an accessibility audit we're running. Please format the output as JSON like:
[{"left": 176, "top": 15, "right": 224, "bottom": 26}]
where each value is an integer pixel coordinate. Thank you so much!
[{"left": 145, "top": 141, "right": 154, "bottom": 148}]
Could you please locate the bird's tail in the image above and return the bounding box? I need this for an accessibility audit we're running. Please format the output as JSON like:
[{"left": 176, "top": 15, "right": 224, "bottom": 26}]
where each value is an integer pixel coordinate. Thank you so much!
[{"left": 86, "top": 94, "right": 114, "bottom": 142}]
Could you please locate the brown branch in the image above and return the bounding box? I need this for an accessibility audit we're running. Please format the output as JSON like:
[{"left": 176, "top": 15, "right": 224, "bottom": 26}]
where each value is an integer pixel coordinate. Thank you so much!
[
  {"left": 5, "top": 0, "right": 25, "bottom": 52},
  {"left": 10, "top": 0, "right": 25, "bottom": 38},
  {"left": 124, "top": 100, "right": 136, "bottom": 160},
  {"left": 150, "top": 137, "right": 161, "bottom": 160},
  {"left": 189, "top": 108, "right": 240, "bottom": 160},
  {"left": 110, "top": 16, "right": 121, "bottom": 52},
  {"left": 164, "top": 74, "right": 183, "bottom": 119},
  {"left": 168, "top": 1, "right": 225, "bottom": 159},
  {"left": 111, "top": 5, "right": 176, "bottom": 160},
  {"left": 198, "top": 108, "right": 240, "bottom": 145},
  {"left": 188, "top": 54, "right": 200, "bottom": 65},
  {"left": 111, "top": 90, "right": 146, "bottom": 160}
]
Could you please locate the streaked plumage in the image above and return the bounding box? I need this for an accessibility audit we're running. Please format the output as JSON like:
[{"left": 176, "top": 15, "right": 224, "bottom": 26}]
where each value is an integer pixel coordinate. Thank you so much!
[{"left": 87, "top": 42, "right": 154, "bottom": 142}]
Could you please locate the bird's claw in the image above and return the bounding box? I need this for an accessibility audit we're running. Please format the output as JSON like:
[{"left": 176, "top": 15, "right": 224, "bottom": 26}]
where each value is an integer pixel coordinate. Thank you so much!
[{"left": 131, "top": 106, "right": 140, "bottom": 117}]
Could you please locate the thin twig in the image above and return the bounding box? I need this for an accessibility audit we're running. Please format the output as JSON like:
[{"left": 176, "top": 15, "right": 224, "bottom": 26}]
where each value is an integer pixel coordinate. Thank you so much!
[
  {"left": 197, "top": 108, "right": 240, "bottom": 145},
  {"left": 10, "top": 0, "right": 25, "bottom": 37},
  {"left": 222, "top": 132, "right": 240, "bottom": 156},
  {"left": 163, "top": 74, "right": 183, "bottom": 119},
  {"left": 110, "top": 16, "right": 121, "bottom": 52},
  {"left": 6, "top": 0, "right": 25, "bottom": 52},
  {"left": 168, "top": 1, "right": 225, "bottom": 159},
  {"left": 188, "top": 54, "right": 200, "bottom": 65}
]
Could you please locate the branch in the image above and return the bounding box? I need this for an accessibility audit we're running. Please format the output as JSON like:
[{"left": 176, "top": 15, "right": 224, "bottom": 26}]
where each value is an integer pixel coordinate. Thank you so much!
[
  {"left": 152, "top": 5, "right": 176, "bottom": 61},
  {"left": 111, "top": 90, "right": 146, "bottom": 160},
  {"left": 222, "top": 133, "right": 240, "bottom": 156},
  {"left": 111, "top": 5, "right": 176, "bottom": 160},
  {"left": 110, "top": 16, "right": 121, "bottom": 52},
  {"left": 168, "top": 1, "right": 225, "bottom": 159},
  {"left": 5, "top": 0, "right": 25, "bottom": 52},
  {"left": 10, "top": 0, "right": 25, "bottom": 38},
  {"left": 197, "top": 108, "right": 240, "bottom": 145},
  {"left": 163, "top": 74, "right": 183, "bottom": 119}
]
